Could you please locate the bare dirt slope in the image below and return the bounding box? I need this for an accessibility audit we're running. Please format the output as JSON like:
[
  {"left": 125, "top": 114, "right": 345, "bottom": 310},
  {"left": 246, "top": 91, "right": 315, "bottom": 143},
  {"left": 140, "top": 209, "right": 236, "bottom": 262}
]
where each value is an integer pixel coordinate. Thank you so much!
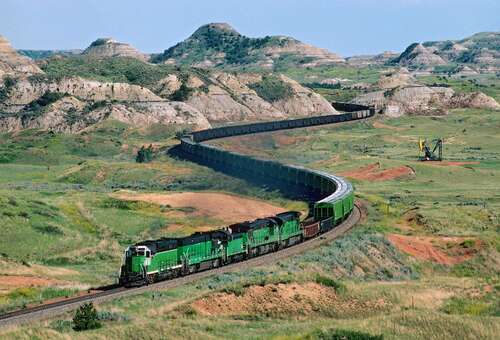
[
  {"left": 112, "top": 191, "right": 286, "bottom": 224},
  {"left": 191, "top": 282, "right": 388, "bottom": 317},
  {"left": 340, "top": 163, "right": 415, "bottom": 181}
]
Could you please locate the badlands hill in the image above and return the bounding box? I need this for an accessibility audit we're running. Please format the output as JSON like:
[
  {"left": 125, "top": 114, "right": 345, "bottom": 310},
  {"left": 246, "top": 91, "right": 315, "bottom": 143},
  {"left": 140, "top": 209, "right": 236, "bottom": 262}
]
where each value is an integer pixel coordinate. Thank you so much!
[
  {"left": 82, "top": 38, "right": 148, "bottom": 61},
  {"left": 152, "top": 23, "right": 344, "bottom": 69},
  {"left": 0, "top": 35, "right": 43, "bottom": 77},
  {"left": 392, "top": 32, "right": 500, "bottom": 68},
  {"left": 0, "top": 35, "right": 337, "bottom": 133},
  {"left": 351, "top": 68, "right": 500, "bottom": 116}
]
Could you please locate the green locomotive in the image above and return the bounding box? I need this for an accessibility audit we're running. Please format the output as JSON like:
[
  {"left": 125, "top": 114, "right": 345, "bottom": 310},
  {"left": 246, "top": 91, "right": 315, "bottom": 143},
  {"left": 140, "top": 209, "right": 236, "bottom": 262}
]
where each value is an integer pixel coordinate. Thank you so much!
[
  {"left": 120, "top": 107, "right": 372, "bottom": 286},
  {"left": 119, "top": 212, "right": 302, "bottom": 286}
]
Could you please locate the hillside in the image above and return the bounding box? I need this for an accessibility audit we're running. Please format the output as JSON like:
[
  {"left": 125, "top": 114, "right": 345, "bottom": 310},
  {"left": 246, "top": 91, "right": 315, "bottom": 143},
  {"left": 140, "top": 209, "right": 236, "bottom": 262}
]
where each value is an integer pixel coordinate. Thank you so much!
[
  {"left": 18, "top": 49, "right": 82, "bottom": 60},
  {"left": 392, "top": 32, "right": 500, "bottom": 68},
  {"left": 152, "top": 23, "right": 344, "bottom": 69},
  {"left": 0, "top": 34, "right": 338, "bottom": 133},
  {"left": 0, "top": 35, "right": 43, "bottom": 76},
  {"left": 82, "top": 38, "right": 147, "bottom": 61}
]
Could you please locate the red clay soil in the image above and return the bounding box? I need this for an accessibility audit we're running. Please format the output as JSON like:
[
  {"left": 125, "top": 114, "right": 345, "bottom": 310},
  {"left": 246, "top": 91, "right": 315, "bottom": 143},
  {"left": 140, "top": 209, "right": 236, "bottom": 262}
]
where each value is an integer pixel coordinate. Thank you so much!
[
  {"left": 340, "top": 163, "right": 415, "bottom": 181},
  {"left": 190, "top": 282, "right": 387, "bottom": 317},
  {"left": 388, "top": 234, "right": 479, "bottom": 265}
]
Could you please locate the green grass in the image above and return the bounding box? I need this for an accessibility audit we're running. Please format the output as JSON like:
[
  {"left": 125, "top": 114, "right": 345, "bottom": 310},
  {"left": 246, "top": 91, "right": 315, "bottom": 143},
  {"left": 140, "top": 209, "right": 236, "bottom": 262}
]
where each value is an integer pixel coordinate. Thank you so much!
[
  {"left": 0, "top": 76, "right": 499, "bottom": 339},
  {"left": 417, "top": 73, "right": 500, "bottom": 101},
  {"left": 248, "top": 74, "right": 294, "bottom": 102},
  {"left": 39, "top": 56, "right": 177, "bottom": 89}
]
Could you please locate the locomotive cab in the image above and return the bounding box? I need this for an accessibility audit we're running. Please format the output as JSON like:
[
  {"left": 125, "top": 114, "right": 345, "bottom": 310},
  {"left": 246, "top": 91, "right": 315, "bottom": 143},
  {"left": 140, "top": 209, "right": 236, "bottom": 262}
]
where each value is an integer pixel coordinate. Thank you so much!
[{"left": 119, "top": 245, "right": 153, "bottom": 286}]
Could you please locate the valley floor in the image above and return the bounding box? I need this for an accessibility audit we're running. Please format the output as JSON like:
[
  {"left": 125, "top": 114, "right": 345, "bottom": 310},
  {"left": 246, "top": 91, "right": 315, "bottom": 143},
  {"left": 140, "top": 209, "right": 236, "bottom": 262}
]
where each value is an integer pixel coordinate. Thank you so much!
[{"left": 0, "top": 108, "right": 499, "bottom": 339}]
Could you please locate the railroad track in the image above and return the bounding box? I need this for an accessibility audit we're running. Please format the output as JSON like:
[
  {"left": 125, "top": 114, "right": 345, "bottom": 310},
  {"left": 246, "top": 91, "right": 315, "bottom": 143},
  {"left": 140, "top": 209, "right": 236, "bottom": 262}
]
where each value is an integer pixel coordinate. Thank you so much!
[
  {"left": 1, "top": 103, "right": 373, "bottom": 327},
  {"left": 0, "top": 203, "right": 361, "bottom": 328}
]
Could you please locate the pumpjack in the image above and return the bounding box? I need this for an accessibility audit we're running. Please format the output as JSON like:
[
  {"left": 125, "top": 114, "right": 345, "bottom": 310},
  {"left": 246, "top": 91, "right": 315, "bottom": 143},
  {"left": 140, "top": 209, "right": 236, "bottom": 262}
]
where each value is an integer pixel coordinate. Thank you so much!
[{"left": 419, "top": 138, "right": 443, "bottom": 161}]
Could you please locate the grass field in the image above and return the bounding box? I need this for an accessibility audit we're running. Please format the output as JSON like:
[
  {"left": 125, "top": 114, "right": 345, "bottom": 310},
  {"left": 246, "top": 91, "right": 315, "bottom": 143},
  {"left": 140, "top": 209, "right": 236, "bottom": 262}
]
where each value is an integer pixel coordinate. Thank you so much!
[
  {"left": 0, "top": 102, "right": 499, "bottom": 337},
  {"left": 0, "top": 121, "right": 303, "bottom": 314}
]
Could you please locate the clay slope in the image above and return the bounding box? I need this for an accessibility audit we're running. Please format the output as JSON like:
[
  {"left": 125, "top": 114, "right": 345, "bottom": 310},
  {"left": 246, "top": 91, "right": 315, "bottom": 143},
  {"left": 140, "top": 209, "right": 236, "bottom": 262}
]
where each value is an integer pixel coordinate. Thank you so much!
[
  {"left": 347, "top": 51, "right": 399, "bottom": 66},
  {"left": 392, "top": 32, "right": 500, "bottom": 67},
  {"left": 82, "top": 38, "right": 147, "bottom": 61},
  {"left": 392, "top": 43, "right": 447, "bottom": 67},
  {"left": 352, "top": 86, "right": 499, "bottom": 117},
  {"left": 3, "top": 76, "right": 163, "bottom": 107},
  {"left": 0, "top": 35, "right": 43, "bottom": 76},
  {"left": 186, "top": 72, "right": 337, "bottom": 122},
  {"left": 0, "top": 96, "right": 210, "bottom": 133}
]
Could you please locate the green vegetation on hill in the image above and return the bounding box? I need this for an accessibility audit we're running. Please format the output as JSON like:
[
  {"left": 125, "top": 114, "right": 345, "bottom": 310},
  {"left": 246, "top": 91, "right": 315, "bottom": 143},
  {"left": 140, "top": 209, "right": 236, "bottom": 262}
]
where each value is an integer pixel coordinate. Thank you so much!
[
  {"left": 418, "top": 73, "right": 500, "bottom": 101},
  {"left": 248, "top": 74, "right": 294, "bottom": 102},
  {"left": 152, "top": 23, "right": 296, "bottom": 66},
  {"left": 39, "top": 56, "right": 177, "bottom": 88},
  {"left": 0, "top": 68, "right": 499, "bottom": 339},
  {"left": 18, "top": 49, "right": 81, "bottom": 60}
]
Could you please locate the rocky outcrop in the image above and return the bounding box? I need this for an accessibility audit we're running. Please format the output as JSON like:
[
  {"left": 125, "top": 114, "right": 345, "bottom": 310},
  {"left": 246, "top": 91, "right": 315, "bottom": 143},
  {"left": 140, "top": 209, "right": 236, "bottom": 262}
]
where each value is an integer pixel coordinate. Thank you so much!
[
  {"left": 450, "top": 92, "right": 500, "bottom": 110},
  {"left": 82, "top": 38, "right": 147, "bottom": 61},
  {"left": 0, "top": 97, "right": 210, "bottom": 133},
  {"left": 3, "top": 77, "right": 163, "bottom": 107},
  {"left": 96, "top": 102, "right": 210, "bottom": 130},
  {"left": 392, "top": 32, "right": 499, "bottom": 68},
  {"left": 375, "top": 68, "right": 417, "bottom": 89},
  {"left": 392, "top": 43, "right": 447, "bottom": 67},
  {"left": 184, "top": 72, "right": 337, "bottom": 122},
  {"left": 353, "top": 85, "right": 499, "bottom": 117},
  {"left": 347, "top": 51, "right": 398, "bottom": 66},
  {"left": 260, "top": 36, "right": 345, "bottom": 68},
  {"left": 186, "top": 73, "right": 283, "bottom": 122},
  {"left": 0, "top": 35, "right": 43, "bottom": 76},
  {"left": 266, "top": 74, "right": 337, "bottom": 116}
]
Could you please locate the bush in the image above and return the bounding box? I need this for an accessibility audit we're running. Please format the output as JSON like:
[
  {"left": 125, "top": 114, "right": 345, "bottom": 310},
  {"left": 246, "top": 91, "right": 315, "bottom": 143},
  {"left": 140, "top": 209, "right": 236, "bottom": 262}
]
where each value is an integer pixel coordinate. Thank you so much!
[
  {"left": 0, "top": 76, "right": 16, "bottom": 101},
  {"left": 314, "top": 329, "right": 383, "bottom": 340},
  {"left": 169, "top": 83, "right": 194, "bottom": 101},
  {"left": 28, "top": 91, "right": 68, "bottom": 108},
  {"left": 315, "top": 274, "right": 346, "bottom": 294},
  {"left": 32, "top": 223, "right": 64, "bottom": 235},
  {"left": 73, "top": 302, "right": 101, "bottom": 331},
  {"left": 136, "top": 145, "right": 154, "bottom": 163},
  {"left": 249, "top": 75, "right": 294, "bottom": 102}
]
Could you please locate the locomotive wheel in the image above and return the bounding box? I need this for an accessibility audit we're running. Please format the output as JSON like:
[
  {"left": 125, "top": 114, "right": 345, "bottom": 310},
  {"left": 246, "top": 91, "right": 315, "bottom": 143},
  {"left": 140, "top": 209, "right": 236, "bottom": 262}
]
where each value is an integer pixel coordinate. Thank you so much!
[{"left": 146, "top": 274, "right": 155, "bottom": 284}]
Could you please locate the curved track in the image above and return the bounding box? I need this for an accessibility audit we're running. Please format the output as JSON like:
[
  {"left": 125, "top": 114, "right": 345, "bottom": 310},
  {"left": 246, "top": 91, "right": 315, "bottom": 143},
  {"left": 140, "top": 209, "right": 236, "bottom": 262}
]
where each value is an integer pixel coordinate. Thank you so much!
[
  {"left": 0, "top": 204, "right": 361, "bottom": 328},
  {"left": 0, "top": 103, "right": 374, "bottom": 327}
]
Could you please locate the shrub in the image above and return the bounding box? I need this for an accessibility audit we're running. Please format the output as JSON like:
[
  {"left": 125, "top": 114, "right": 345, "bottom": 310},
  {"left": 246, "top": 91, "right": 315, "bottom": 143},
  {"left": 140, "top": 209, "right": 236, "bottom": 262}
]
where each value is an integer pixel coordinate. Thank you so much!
[
  {"left": 73, "top": 302, "right": 101, "bottom": 331},
  {"left": 314, "top": 329, "right": 383, "bottom": 340},
  {"left": 28, "top": 91, "right": 68, "bottom": 109},
  {"left": 0, "top": 76, "right": 16, "bottom": 101},
  {"left": 169, "top": 83, "right": 193, "bottom": 101},
  {"left": 249, "top": 74, "right": 294, "bottom": 103},
  {"left": 441, "top": 297, "right": 495, "bottom": 316},
  {"left": 315, "top": 274, "right": 346, "bottom": 294},
  {"left": 136, "top": 145, "right": 154, "bottom": 163}
]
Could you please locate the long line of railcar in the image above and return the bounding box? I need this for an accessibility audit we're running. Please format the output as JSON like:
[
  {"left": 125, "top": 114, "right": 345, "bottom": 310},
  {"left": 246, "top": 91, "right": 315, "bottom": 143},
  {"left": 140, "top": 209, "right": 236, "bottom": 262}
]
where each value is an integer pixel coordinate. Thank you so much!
[{"left": 119, "top": 103, "right": 374, "bottom": 286}]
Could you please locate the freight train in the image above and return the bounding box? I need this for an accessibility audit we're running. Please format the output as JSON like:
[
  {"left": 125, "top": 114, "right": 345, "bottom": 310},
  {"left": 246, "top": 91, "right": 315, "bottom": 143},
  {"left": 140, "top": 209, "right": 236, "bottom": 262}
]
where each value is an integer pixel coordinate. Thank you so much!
[{"left": 119, "top": 104, "right": 374, "bottom": 286}]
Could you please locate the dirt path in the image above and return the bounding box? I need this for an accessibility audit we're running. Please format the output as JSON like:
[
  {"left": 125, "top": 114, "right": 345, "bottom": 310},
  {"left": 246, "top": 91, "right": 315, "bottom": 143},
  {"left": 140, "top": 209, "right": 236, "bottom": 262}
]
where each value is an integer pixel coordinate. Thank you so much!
[
  {"left": 113, "top": 191, "right": 286, "bottom": 224},
  {"left": 340, "top": 162, "right": 414, "bottom": 181}
]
